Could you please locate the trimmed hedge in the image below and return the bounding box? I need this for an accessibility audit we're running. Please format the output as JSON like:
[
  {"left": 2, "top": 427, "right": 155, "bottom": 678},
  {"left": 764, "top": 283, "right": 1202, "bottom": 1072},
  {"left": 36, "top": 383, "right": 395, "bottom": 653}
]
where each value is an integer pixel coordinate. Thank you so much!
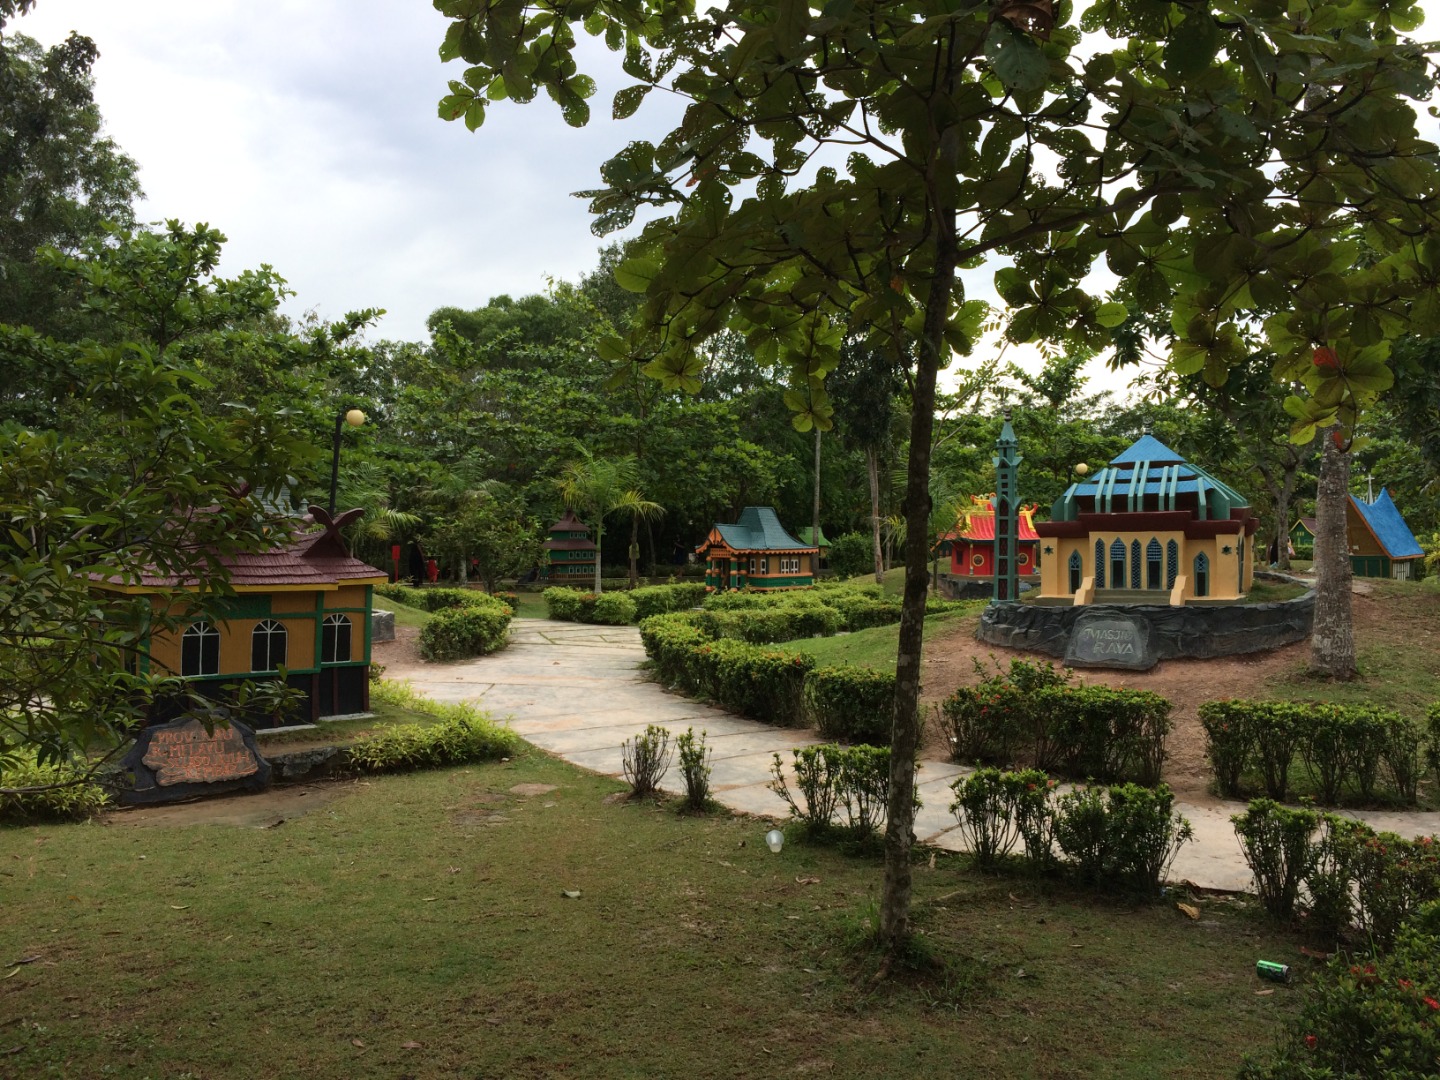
[
  {"left": 418, "top": 593, "right": 514, "bottom": 660},
  {"left": 938, "top": 662, "right": 1170, "bottom": 785},
  {"left": 630, "top": 582, "right": 706, "bottom": 620},
  {"left": 346, "top": 694, "right": 518, "bottom": 772},
  {"left": 1200, "top": 699, "right": 1428, "bottom": 806},
  {"left": 804, "top": 665, "right": 896, "bottom": 743},
  {"left": 691, "top": 639, "right": 814, "bottom": 726},
  {"left": 544, "top": 583, "right": 703, "bottom": 624}
]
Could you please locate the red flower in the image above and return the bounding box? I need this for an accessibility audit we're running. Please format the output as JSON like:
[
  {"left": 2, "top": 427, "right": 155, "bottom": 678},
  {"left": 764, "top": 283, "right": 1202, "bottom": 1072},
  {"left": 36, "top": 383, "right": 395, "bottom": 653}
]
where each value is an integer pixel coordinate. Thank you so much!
[
  {"left": 1426, "top": 997, "right": 1439, "bottom": 1011},
  {"left": 1399, "top": 979, "right": 1413, "bottom": 990},
  {"left": 1304, "top": 1035, "right": 1317, "bottom": 1050}
]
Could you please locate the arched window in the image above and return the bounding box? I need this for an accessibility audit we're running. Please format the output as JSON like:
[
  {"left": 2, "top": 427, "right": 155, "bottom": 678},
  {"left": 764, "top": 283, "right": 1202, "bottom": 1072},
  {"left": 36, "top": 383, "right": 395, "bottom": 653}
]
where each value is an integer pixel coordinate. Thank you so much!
[
  {"left": 1068, "top": 551, "right": 1082, "bottom": 593},
  {"left": 1146, "top": 538, "right": 1162, "bottom": 590},
  {"left": 1166, "top": 540, "right": 1179, "bottom": 589},
  {"left": 251, "top": 620, "right": 287, "bottom": 672},
  {"left": 182, "top": 621, "right": 220, "bottom": 677},
  {"left": 1129, "top": 540, "right": 1142, "bottom": 589},
  {"left": 322, "top": 614, "right": 352, "bottom": 664},
  {"left": 1110, "top": 538, "right": 1126, "bottom": 590},
  {"left": 1094, "top": 539, "right": 1106, "bottom": 588},
  {"left": 1193, "top": 552, "right": 1210, "bottom": 598}
]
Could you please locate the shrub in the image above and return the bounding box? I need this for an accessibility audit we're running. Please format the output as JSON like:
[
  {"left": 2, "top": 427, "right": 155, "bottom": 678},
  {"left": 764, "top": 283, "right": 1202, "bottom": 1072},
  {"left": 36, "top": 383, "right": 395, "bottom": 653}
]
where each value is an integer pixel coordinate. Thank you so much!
[
  {"left": 770, "top": 745, "right": 843, "bottom": 831},
  {"left": 1199, "top": 700, "right": 1254, "bottom": 798},
  {"left": 1253, "top": 702, "right": 1303, "bottom": 801},
  {"left": 638, "top": 613, "right": 712, "bottom": 687},
  {"left": 769, "top": 743, "right": 909, "bottom": 838},
  {"left": 346, "top": 702, "right": 518, "bottom": 772},
  {"left": 949, "top": 767, "right": 1023, "bottom": 869},
  {"left": 1350, "top": 831, "right": 1440, "bottom": 951},
  {"left": 1428, "top": 703, "right": 1440, "bottom": 783},
  {"left": 1238, "top": 902, "right": 1440, "bottom": 1080},
  {"left": 697, "top": 639, "right": 813, "bottom": 726},
  {"left": 1305, "top": 814, "right": 1370, "bottom": 942},
  {"left": 1054, "top": 783, "right": 1193, "bottom": 895},
  {"left": 676, "top": 728, "right": 712, "bottom": 811},
  {"left": 825, "top": 532, "right": 874, "bottom": 579},
  {"left": 0, "top": 748, "right": 110, "bottom": 822},
  {"left": 418, "top": 599, "right": 513, "bottom": 660},
  {"left": 1232, "top": 799, "right": 1319, "bottom": 919},
  {"left": 1382, "top": 716, "right": 1425, "bottom": 805},
  {"left": 591, "top": 591, "right": 637, "bottom": 625},
  {"left": 804, "top": 665, "right": 895, "bottom": 743},
  {"left": 823, "top": 591, "right": 903, "bottom": 631},
  {"left": 542, "top": 586, "right": 587, "bottom": 621},
  {"left": 631, "top": 582, "right": 706, "bottom": 620},
  {"left": 622, "top": 724, "right": 673, "bottom": 797}
]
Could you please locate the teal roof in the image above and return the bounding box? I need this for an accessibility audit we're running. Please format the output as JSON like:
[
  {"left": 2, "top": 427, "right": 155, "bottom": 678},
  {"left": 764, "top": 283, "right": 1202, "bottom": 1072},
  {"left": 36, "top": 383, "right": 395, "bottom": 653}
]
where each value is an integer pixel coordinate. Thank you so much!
[
  {"left": 1052, "top": 434, "right": 1250, "bottom": 522},
  {"left": 715, "top": 507, "right": 814, "bottom": 552},
  {"left": 1353, "top": 489, "right": 1423, "bottom": 559}
]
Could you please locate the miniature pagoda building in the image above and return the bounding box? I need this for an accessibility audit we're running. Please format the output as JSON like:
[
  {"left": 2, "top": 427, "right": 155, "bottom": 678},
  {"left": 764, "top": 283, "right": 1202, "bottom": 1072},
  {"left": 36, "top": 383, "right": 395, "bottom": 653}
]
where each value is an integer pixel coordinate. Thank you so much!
[
  {"left": 543, "top": 509, "right": 598, "bottom": 582},
  {"left": 936, "top": 496, "right": 1042, "bottom": 581},
  {"left": 1343, "top": 488, "right": 1423, "bottom": 579},
  {"left": 696, "top": 506, "right": 819, "bottom": 591},
  {"left": 92, "top": 506, "right": 388, "bottom": 725},
  {"left": 1033, "top": 433, "right": 1258, "bottom": 605}
]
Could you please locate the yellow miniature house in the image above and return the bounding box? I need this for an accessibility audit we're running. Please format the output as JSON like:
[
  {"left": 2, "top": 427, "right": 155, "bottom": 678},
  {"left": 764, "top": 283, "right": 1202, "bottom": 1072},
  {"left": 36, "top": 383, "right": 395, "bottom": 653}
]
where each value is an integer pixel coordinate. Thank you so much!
[
  {"left": 1033, "top": 435, "right": 1257, "bottom": 605},
  {"left": 93, "top": 506, "right": 387, "bottom": 725},
  {"left": 697, "top": 507, "right": 819, "bottom": 591}
]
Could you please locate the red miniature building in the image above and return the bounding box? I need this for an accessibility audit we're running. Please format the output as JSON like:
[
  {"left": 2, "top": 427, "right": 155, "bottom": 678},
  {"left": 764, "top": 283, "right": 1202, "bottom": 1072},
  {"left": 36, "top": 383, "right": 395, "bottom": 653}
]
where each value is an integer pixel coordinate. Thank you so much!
[{"left": 936, "top": 496, "right": 1041, "bottom": 579}]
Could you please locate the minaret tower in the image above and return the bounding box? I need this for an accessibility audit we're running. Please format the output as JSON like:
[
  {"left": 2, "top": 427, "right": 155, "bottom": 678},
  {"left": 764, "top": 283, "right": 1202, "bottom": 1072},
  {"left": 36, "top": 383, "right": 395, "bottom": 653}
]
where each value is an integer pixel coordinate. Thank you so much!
[{"left": 993, "top": 408, "right": 1022, "bottom": 602}]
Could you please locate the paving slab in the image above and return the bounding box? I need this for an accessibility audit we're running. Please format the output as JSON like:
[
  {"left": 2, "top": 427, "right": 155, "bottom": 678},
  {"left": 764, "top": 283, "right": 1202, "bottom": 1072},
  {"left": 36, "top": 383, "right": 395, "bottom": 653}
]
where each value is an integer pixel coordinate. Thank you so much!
[{"left": 386, "top": 616, "right": 1440, "bottom": 893}]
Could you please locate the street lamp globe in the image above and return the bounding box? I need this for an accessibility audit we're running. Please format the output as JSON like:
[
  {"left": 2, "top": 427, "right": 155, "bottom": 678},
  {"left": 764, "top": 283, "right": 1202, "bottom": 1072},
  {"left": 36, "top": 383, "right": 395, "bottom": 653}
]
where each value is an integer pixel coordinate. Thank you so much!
[{"left": 344, "top": 408, "right": 366, "bottom": 428}]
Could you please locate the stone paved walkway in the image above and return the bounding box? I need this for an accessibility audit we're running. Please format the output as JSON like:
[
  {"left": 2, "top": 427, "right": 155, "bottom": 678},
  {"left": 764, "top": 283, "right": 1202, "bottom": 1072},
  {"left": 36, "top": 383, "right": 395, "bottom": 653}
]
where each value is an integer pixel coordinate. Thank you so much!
[{"left": 394, "top": 618, "right": 1440, "bottom": 893}]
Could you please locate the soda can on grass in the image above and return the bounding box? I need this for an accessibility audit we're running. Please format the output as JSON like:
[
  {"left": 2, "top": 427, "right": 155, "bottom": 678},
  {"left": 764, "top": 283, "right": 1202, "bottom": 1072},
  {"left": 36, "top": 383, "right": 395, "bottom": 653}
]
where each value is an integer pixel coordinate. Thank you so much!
[{"left": 1256, "top": 960, "right": 1291, "bottom": 984}]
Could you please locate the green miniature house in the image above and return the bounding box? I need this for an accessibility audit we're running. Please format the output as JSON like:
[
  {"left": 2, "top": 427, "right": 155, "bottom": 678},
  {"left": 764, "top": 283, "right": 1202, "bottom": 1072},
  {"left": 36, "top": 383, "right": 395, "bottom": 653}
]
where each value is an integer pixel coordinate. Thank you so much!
[
  {"left": 543, "top": 509, "right": 598, "bottom": 582},
  {"left": 697, "top": 507, "right": 819, "bottom": 591}
]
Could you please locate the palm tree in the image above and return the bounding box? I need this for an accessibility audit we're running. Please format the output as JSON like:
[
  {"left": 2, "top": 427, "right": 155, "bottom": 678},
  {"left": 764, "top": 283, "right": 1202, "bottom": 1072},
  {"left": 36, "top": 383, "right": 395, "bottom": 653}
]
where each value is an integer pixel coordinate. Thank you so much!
[{"left": 557, "top": 448, "right": 663, "bottom": 594}]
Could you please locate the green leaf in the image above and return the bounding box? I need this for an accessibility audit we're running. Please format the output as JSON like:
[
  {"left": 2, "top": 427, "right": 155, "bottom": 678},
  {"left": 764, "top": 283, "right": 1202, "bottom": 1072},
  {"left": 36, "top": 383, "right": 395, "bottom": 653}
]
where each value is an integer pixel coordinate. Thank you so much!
[
  {"left": 613, "top": 84, "right": 650, "bottom": 120},
  {"left": 613, "top": 256, "right": 659, "bottom": 294},
  {"left": 1095, "top": 302, "right": 1129, "bottom": 328},
  {"left": 984, "top": 25, "right": 1050, "bottom": 94},
  {"left": 1163, "top": 12, "right": 1221, "bottom": 78}
]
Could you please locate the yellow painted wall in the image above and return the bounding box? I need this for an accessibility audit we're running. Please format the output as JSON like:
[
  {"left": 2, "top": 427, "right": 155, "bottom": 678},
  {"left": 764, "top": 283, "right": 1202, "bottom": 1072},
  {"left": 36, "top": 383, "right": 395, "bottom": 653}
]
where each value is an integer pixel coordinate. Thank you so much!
[
  {"left": 1344, "top": 502, "right": 1384, "bottom": 558},
  {"left": 1038, "top": 529, "right": 1251, "bottom": 603}
]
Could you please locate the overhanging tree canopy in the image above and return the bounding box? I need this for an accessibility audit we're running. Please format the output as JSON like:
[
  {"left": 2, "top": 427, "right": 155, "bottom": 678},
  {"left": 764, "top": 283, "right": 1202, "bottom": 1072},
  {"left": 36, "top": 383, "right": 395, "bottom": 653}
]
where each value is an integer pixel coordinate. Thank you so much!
[{"left": 435, "top": 0, "right": 1440, "bottom": 951}]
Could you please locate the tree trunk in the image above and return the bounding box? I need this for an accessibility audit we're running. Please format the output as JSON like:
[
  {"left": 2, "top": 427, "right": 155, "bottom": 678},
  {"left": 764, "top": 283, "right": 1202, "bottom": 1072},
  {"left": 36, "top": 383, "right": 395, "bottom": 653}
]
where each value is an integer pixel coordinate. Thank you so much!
[
  {"left": 813, "top": 426, "right": 822, "bottom": 562},
  {"left": 1310, "top": 428, "right": 1356, "bottom": 679},
  {"left": 628, "top": 513, "right": 640, "bottom": 591},
  {"left": 878, "top": 220, "right": 957, "bottom": 955},
  {"left": 868, "top": 446, "right": 884, "bottom": 584},
  {"left": 594, "top": 519, "right": 604, "bottom": 595}
]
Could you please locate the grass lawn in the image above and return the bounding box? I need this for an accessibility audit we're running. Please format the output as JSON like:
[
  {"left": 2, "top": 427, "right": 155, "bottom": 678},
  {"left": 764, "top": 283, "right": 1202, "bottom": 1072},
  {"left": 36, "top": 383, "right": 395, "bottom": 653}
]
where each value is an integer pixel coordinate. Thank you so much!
[
  {"left": 776, "top": 604, "right": 984, "bottom": 671},
  {"left": 0, "top": 750, "right": 1305, "bottom": 1079}
]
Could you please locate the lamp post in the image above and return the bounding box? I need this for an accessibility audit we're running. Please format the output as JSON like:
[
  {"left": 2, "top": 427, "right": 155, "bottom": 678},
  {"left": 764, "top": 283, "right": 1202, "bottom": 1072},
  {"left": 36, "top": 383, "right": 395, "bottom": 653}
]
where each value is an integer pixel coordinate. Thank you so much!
[{"left": 328, "top": 407, "right": 366, "bottom": 516}]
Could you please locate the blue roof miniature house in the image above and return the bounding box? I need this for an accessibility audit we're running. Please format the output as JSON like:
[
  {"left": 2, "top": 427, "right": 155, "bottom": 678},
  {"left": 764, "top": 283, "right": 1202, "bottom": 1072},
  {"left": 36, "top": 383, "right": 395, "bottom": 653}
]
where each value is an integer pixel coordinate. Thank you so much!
[{"left": 1345, "top": 488, "right": 1424, "bottom": 579}]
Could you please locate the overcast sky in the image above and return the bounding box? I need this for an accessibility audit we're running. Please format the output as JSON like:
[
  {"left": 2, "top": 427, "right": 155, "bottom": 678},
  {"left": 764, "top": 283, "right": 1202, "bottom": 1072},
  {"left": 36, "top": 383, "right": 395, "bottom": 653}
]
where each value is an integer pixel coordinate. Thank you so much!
[{"left": 13, "top": 1, "right": 1440, "bottom": 402}]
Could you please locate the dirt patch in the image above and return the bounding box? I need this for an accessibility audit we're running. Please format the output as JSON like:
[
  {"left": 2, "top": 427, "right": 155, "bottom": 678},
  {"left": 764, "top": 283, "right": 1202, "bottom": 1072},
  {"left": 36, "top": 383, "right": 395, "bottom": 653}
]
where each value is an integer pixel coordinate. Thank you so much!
[
  {"left": 102, "top": 783, "right": 352, "bottom": 828},
  {"left": 509, "top": 783, "right": 558, "bottom": 797},
  {"left": 918, "top": 590, "right": 1390, "bottom": 805},
  {"left": 372, "top": 624, "right": 429, "bottom": 678}
]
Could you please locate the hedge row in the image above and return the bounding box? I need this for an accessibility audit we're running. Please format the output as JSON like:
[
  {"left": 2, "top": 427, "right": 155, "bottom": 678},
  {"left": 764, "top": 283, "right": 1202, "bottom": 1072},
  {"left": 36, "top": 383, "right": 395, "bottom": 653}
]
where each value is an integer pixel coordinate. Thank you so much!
[
  {"left": 949, "top": 768, "right": 1193, "bottom": 896},
  {"left": 0, "top": 748, "right": 110, "bottom": 823},
  {"left": 937, "top": 660, "right": 1170, "bottom": 785},
  {"left": 1200, "top": 699, "right": 1431, "bottom": 806},
  {"left": 1232, "top": 799, "right": 1439, "bottom": 949},
  {"left": 375, "top": 583, "right": 518, "bottom": 613},
  {"left": 769, "top": 743, "right": 905, "bottom": 838},
  {"left": 639, "top": 613, "right": 897, "bottom": 739},
  {"left": 542, "top": 583, "right": 706, "bottom": 624},
  {"left": 349, "top": 681, "right": 519, "bottom": 771}
]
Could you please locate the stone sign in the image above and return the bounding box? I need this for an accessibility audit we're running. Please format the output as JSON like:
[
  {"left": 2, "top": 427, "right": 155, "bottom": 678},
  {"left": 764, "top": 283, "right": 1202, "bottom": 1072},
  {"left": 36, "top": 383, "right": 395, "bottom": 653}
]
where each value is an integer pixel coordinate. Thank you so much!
[
  {"left": 119, "top": 717, "right": 271, "bottom": 805},
  {"left": 1064, "top": 612, "right": 1156, "bottom": 671}
]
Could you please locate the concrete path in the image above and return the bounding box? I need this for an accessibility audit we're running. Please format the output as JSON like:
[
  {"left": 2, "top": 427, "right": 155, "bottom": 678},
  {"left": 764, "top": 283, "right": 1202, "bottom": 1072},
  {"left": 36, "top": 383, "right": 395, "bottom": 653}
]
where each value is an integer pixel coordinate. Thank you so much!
[{"left": 396, "top": 618, "right": 1440, "bottom": 893}]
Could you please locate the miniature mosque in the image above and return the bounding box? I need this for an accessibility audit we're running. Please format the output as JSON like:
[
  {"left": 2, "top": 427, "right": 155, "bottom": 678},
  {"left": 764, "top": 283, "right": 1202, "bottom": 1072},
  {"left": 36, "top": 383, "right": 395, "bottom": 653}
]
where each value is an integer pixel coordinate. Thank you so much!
[{"left": 1032, "top": 432, "right": 1258, "bottom": 605}]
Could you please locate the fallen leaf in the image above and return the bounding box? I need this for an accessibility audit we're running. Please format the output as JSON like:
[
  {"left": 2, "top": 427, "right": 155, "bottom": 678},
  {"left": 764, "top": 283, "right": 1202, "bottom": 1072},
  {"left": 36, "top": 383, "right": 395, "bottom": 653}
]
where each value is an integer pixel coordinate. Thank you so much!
[
  {"left": 1255, "top": 989, "right": 1274, "bottom": 997},
  {"left": 3, "top": 968, "right": 19, "bottom": 980},
  {"left": 561, "top": 889, "right": 581, "bottom": 899},
  {"left": 401, "top": 1041, "right": 422, "bottom": 1049},
  {"left": 422, "top": 897, "right": 438, "bottom": 902},
  {"left": 352, "top": 1038, "right": 366, "bottom": 1048},
  {"left": 794, "top": 876, "right": 820, "bottom": 885},
  {"left": 169, "top": 905, "right": 189, "bottom": 911},
  {"left": 11, "top": 956, "right": 40, "bottom": 966},
  {"left": 1176, "top": 903, "right": 1200, "bottom": 920},
  {"left": 1299, "top": 946, "right": 1331, "bottom": 960}
]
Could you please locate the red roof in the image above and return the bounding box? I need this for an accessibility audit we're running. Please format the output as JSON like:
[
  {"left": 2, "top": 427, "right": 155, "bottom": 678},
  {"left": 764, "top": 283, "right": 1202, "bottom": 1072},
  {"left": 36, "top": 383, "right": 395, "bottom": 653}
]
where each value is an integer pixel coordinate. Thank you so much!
[{"left": 938, "top": 498, "right": 1040, "bottom": 543}]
